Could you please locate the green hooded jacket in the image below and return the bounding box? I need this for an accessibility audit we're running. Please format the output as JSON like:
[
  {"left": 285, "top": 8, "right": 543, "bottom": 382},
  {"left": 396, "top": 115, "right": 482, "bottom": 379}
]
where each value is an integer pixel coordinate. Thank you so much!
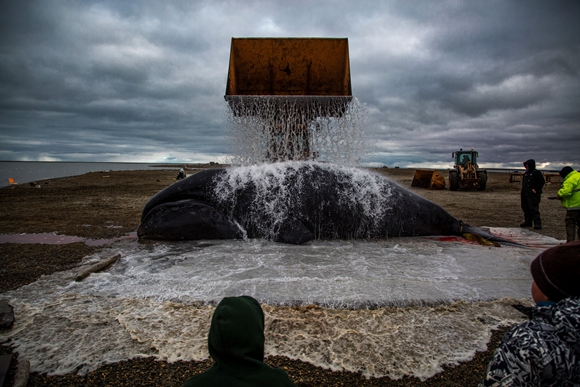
[
  {"left": 183, "top": 296, "right": 296, "bottom": 387},
  {"left": 558, "top": 170, "right": 580, "bottom": 210}
]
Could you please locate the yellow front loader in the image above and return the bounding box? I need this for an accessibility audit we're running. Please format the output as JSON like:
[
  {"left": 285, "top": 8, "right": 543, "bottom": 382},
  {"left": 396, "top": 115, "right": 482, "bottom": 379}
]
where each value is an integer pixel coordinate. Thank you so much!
[{"left": 449, "top": 149, "right": 487, "bottom": 191}]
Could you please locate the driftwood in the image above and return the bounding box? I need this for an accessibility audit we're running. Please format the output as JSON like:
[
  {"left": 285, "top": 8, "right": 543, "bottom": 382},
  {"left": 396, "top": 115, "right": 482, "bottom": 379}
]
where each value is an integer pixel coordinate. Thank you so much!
[
  {"left": 75, "top": 254, "right": 121, "bottom": 282},
  {"left": 13, "top": 358, "right": 30, "bottom": 387}
]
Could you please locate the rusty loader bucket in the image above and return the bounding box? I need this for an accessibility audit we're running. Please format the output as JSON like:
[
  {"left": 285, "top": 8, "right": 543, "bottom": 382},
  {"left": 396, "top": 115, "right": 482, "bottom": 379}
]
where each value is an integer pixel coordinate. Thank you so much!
[
  {"left": 224, "top": 37, "right": 354, "bottom": 162},
  {"left": 225, "top": 37, "right": 352, "bottom": 112},
  {"left": 411, "top": 170, "right": 446, "bottom": 190}
]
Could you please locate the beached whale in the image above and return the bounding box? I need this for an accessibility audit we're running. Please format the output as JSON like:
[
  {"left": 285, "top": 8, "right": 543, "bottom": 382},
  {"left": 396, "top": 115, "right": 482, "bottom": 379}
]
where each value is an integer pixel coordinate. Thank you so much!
[{"left": 138, "top": 163, "right": 508, "bottom": 245}]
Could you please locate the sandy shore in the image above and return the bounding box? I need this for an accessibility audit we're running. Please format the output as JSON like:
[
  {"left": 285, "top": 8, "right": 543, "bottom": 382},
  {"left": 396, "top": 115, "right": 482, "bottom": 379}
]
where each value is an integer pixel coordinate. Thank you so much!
[{"left": 0, "top": 167, "right": 567, "bottom": 386}]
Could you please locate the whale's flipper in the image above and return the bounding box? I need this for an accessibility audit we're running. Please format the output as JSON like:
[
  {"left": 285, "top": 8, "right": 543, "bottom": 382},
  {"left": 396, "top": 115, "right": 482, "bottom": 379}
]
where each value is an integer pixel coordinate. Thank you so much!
[{"left": 138, "top": 199, "right": 242, "bottom": 241}]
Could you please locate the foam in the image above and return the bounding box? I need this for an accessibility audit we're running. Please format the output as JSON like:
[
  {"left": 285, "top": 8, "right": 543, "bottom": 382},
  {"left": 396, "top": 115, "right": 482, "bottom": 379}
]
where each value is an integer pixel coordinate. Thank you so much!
[
  {"left": 212, "top": 162, "right": 395, "bottom": 240},
  {"left": 0, "top": 236, "right": 547, "bottom": 379}
]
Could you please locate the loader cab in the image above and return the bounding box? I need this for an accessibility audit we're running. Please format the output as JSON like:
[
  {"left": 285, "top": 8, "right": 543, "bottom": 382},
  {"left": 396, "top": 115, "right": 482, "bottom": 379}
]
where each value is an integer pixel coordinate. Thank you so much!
[{"left": 453, "top": 149, "right": 478, "bottom": 167}]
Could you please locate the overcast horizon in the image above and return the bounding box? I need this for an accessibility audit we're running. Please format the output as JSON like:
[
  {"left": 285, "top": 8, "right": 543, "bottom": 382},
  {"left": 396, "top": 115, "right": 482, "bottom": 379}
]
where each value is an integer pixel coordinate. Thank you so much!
[{"left": 1, "top": 1, "right": 579, "bottom": 170}]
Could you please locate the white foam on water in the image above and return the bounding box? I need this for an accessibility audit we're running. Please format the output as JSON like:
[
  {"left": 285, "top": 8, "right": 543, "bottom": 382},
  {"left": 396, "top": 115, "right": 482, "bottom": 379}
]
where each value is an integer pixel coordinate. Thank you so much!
[
  {"left": 212, "top": 162, "right": 395, "bottom": 241},
  {"left": 1, "top": 233, "right": 558, "bottom": 379}
]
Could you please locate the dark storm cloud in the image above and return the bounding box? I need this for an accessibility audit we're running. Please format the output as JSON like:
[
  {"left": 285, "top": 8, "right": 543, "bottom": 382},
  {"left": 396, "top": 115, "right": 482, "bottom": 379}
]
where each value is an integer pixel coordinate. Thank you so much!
[{"left": 0, "top": 0, "right": 579, "bottom": 168}]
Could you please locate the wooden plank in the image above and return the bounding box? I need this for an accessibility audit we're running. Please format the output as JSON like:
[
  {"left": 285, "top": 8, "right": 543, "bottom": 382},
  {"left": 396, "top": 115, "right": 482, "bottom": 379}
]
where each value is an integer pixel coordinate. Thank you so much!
[{"left": 13, "top": 358, "right": 30, "bottom": 387}]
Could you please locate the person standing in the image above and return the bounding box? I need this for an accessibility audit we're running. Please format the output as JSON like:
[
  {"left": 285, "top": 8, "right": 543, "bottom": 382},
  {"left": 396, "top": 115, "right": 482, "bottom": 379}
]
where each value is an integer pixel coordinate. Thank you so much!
[
  {"left": 520, "top": 159, "right": 545, "bottom": 230},
  {"left": 557, "top": 166, "right": 580, "bottom": 242}
]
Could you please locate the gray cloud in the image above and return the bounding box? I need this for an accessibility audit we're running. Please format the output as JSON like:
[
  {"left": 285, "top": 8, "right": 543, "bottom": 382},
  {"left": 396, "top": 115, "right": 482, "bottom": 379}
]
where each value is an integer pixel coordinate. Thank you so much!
[{"left": 1, "top": 0, "right": 579, "bottom": 168}]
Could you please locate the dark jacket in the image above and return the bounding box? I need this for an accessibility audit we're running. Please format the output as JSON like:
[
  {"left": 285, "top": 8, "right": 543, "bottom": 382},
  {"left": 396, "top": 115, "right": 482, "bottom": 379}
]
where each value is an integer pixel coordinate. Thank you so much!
[
  {"left": 481, "top": 297, "right": 580, "bottom": 386},
  {"left": 522, "top": 159, "right": 545, "bottom": 194},
  {"left": 183, "top": 296, "right": 296, "bottom": 387}
]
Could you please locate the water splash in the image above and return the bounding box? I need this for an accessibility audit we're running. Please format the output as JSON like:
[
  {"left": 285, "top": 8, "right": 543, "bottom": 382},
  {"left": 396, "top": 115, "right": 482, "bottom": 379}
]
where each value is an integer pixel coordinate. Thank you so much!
[
  {"left": 224, "top": 97, "right": 368, "bottom": 166},
  {"left": 211, "top": 162, "right": 395, "bottom": 241}
]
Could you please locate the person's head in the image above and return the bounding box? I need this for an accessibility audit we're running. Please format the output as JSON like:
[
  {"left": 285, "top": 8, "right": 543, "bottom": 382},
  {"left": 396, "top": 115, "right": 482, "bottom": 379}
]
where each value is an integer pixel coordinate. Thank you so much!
[
  {"left": 523, "top": 159, "right": 536, "bottom": 171},
  {"left": 530, "top": 241, "right": 580, "bottom": 303},
  {"left": 559, "top": 166, "right": 574, "bottom": 179},
  {"left": 208, "top": 296, "right": 265, "bottom": 369}
]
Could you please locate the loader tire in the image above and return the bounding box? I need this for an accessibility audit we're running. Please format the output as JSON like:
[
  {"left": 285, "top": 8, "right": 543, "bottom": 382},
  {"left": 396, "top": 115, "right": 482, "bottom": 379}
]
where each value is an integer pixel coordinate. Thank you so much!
[
  {"left": 477, "top": 171, "right": 487, "bottom": 191},
  {"left": 449, "top": 171, "right": 459, "bottom": 191}
]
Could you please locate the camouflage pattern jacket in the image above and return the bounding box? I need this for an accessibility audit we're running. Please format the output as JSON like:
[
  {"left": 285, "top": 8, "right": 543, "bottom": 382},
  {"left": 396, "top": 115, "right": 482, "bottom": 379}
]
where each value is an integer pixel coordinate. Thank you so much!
[{"left": 481, "top": 297, "right": 580, "bottom": 386}]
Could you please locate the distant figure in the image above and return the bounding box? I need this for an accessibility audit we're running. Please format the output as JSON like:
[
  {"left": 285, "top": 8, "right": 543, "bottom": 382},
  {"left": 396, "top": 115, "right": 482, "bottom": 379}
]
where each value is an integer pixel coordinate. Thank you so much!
[
  {"left": 176, "top": 168, "right": 186, "bottom": 180},
  {"left": 481, "top": 241, "right": 580, "bottom": 386},
  {"left": 182, "top": 296, "right": 296, "bottom": 387},
  {"left": 557, "top": 166, "right": 580, "bottom": 242},
  {"left": 520, "top": 159, "right": 545, "bottom": 230}
]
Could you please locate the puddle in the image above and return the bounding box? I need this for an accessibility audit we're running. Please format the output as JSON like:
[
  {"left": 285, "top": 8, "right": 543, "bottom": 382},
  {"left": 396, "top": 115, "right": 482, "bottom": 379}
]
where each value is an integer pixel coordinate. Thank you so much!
[{"left": 0, "top": 232, "right": 137, "bottom": 246}]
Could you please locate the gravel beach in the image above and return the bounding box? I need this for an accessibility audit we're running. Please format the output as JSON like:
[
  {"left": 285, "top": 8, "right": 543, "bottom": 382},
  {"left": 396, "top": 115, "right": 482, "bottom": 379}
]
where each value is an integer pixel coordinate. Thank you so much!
[{"left": 0, "top": 166, "right": 567, "bottom": 386}]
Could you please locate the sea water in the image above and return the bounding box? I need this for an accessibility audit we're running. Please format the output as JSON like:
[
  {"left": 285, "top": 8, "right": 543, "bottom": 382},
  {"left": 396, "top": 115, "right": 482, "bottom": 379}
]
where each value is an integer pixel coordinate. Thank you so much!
[{"left": 0, "top": 233, "right": 557, "bottom": 380}]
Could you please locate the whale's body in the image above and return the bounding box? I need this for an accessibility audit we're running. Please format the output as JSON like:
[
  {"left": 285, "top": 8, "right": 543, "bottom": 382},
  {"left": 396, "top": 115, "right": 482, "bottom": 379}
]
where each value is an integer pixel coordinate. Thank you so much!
[{"left": 138, "top": 163, "right": 502, "bottom": 245}]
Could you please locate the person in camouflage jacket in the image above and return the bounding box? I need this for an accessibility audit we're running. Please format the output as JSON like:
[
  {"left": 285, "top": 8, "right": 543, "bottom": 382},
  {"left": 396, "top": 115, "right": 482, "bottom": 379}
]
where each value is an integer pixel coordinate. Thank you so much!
[{"left": 481, "top": 241, "right": 580, "bottom": 386}]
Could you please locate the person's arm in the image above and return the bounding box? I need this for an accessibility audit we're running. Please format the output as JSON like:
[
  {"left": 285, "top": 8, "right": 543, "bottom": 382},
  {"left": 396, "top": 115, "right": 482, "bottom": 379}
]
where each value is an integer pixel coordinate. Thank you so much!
[{"left": 558, "top": 178, "right": 574, "bottom": 199}]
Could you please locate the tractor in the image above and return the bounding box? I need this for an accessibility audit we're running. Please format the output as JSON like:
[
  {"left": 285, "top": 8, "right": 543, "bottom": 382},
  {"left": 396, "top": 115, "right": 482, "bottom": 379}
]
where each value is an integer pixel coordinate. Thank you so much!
[{"left": 449, "top": 149, "right": 487, "bottom": 191}]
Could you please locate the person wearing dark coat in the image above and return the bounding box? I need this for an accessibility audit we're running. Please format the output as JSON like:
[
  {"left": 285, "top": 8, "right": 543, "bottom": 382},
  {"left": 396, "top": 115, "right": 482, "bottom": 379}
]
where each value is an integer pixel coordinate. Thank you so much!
[
  {"left": 520, "top": 159, "right": 545, "bottom": 230},
  {"left": 481, "top": 241, "right": 580, "bottom": 386},
  {"left": 182, "top": 296, "right": 296, "bottom": 387}
]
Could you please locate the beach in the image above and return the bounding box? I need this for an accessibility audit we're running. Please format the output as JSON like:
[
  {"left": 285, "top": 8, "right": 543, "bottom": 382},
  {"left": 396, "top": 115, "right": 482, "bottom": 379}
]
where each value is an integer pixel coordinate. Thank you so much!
[{"left": 0, "top": 166, "right": 567, "bottom": 386}]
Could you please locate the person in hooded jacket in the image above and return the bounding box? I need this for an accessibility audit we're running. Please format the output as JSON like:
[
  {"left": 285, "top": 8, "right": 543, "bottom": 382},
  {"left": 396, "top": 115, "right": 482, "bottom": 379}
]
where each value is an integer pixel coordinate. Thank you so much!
[
  {"left": 520, "top": 159, "right": 545, "bottom": 230},
  {"left": 182, "top": 295, "right": 296, "bottom": 387},
  {"left": 557, "top": 166, "right": 580, "bottom": 242},
  {"left": 480, "top": 241, "right": 580, "bottom": 386}
]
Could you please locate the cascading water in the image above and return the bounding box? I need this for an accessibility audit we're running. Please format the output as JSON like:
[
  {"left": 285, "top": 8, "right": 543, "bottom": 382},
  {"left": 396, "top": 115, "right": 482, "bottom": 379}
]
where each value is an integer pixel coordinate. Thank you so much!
[
  {"left": 220, "top": 95, "right": 384, "bottom": 241},
  {"left": 211, "top": 162, "right": 395, "bottom": 241},
  {"left": 225, "top": 96, "right": 368, "bottom": 166}
]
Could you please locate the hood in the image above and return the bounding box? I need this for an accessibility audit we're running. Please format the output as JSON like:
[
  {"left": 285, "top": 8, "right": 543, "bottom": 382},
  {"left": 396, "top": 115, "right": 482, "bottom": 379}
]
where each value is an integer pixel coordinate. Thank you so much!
[
  {"left": 208, "top": 296, "right": 265, "bottom": 371},
  {"left": 559, "top": 166, "right": 574, "bottom": 179},
  {"left": 534, "top": 297, "right": 580, "bottom": 347},
  {"left": 524, "top": 159, "right": 536, "bottom": 171}
]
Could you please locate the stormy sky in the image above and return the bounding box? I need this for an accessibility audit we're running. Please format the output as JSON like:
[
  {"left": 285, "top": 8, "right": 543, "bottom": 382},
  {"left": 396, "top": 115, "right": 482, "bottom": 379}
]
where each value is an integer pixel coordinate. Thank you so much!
[{"left": 1, "top": 0, "right": 579, "bottom": 169}]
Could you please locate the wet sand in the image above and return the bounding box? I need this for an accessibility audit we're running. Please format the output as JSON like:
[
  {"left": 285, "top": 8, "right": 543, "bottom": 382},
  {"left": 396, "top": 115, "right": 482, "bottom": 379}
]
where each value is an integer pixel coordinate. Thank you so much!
[{"left": 0, "top": 166, "right": 567, "bottom": 386}]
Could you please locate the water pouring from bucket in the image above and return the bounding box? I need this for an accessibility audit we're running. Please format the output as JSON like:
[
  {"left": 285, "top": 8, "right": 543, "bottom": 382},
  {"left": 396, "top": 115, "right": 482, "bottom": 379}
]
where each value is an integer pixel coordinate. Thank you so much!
[{"left": 223, "top": 37, "right": 368, "bottom": 166}]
